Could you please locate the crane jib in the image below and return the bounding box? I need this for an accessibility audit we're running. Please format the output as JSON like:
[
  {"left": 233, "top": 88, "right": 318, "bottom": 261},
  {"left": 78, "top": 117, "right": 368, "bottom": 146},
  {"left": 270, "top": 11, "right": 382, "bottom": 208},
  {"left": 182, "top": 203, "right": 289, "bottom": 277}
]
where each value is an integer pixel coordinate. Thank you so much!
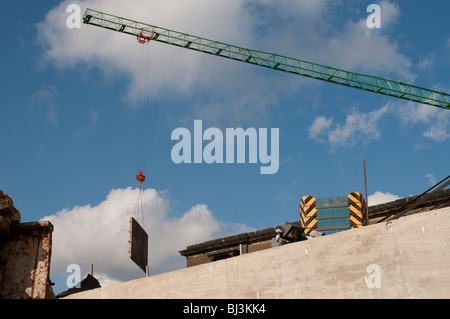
[{"left": 82, "top": 8, "right": 450, "bottom": 111}]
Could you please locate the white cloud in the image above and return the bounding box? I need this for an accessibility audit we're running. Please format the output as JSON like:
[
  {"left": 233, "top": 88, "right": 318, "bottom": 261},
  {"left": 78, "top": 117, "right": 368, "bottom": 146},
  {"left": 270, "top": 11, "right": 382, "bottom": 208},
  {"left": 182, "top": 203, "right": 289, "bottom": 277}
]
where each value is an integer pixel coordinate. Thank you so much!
[
  {"left": 422, "top": 118, "right": 450, "bottom": 141},
  {"left": 425, "top": 173, "right": 437, "bottom": 186},
  {"left": 31, "top": 86, "right": 59, "bottom": 124},
  {"left": 41, "top": 187, "right": 253, "bottom": 288},
  {"left": 252, "top": 0, "right": 414, "bottom": 83},
  {"left": 37, "top": 0, "right": 295, "bottom": 127},
  {"left": 378, "top": 0, "right": 401, "bottom": 27},
  {"left": 368, "top": 191, "right": 401, "bottom": 206},
  {"left": 395, "top": 100, "right": 450, "bottom": 142},
  {"left": 71, "top": 109, "right": 102, "bottom": 140},
  {"left": 309, "top": 105, "right": 389, "bottom": 149},
  {"left": 401, "top": 102, "right": 437, "bottom": 124},
  {"left": 320, "top": 0, "right": 414, "bottom": 82},
  {"left": 36, "top": 0, "right": 264, "bottom": 114},
  {"left": 308, "top": 116, "right": 333, "bottom": 143},
  {"left": 416, "top": 56, "right": 434, "bottom": 71},
  {"left": 309, "top": 93, "right": 450, "bottom": 149}
]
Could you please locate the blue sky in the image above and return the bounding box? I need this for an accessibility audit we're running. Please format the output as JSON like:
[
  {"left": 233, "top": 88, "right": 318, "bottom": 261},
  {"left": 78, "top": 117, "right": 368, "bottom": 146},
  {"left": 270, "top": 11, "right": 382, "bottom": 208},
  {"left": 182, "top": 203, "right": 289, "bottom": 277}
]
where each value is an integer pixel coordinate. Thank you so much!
[{"left": 1, "top": 0, "right": 449, "bottom": 294}]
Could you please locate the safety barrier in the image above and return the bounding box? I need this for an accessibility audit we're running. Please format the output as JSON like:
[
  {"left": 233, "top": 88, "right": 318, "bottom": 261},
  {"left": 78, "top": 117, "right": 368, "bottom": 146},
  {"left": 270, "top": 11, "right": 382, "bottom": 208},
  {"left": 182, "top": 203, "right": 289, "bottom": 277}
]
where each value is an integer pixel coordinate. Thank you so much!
[{"left": 299, "top": 192, "right": 367, "bottom": 235}]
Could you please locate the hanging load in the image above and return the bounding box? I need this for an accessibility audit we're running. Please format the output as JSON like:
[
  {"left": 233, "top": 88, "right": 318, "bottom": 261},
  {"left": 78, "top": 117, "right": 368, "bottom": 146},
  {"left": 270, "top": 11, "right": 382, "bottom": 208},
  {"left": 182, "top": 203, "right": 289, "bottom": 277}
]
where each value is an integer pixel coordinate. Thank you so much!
[{"left": 129, "top": 216, "right": 148, "bottom": 274}]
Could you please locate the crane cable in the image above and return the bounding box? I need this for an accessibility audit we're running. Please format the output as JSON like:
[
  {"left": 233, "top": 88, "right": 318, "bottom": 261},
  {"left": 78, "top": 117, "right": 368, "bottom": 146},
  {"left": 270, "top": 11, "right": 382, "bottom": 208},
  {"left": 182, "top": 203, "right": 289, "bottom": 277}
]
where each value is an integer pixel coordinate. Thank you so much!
[{"left": 134, "top": 29, "right": 153, "bottom": 228}]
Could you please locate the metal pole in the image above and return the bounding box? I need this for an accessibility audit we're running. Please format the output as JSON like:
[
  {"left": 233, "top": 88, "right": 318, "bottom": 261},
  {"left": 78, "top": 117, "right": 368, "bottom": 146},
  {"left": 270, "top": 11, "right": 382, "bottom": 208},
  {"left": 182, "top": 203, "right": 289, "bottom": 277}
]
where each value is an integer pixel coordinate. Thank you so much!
[
  {"left": 377, "top": 174, "right": 450, "bottom": 223},
  {"left": 90, "top": 262, "right": 94, "bottom": 276}
]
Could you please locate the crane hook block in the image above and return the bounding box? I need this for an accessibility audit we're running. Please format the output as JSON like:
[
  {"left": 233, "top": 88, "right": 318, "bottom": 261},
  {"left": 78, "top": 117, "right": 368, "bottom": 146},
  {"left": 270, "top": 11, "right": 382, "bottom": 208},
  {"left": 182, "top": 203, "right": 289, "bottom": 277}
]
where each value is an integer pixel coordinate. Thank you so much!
[
  {"left": 137, "top": 28, "right": 154, "bottom": 44},
  {"left": 136, "top": 171, "right": 146, "bottom": 184}
]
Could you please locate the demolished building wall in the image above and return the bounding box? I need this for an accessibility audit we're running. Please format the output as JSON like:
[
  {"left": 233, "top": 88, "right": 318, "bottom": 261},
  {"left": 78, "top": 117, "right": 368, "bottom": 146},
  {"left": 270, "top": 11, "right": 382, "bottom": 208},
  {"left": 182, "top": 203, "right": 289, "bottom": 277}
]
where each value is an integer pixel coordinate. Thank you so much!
[{"left": 0, "top": 190, "right": 55, "bottom": 299}]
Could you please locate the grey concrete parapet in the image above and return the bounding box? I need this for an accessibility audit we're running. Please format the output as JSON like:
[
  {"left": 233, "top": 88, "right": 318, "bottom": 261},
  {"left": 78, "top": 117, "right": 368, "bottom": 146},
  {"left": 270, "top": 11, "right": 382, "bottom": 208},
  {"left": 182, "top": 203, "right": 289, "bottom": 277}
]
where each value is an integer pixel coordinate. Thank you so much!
[{"left": 64, "top": 206, "right": 450, "bottom": 299}]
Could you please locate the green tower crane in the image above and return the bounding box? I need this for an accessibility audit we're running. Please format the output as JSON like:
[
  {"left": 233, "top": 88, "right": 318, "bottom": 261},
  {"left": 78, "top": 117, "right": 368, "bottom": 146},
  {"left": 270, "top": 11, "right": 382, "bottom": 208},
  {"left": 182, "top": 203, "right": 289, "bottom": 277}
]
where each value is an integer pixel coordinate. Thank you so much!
[{"left": 82, "top": 8, "right": 449, "bottom": 110}]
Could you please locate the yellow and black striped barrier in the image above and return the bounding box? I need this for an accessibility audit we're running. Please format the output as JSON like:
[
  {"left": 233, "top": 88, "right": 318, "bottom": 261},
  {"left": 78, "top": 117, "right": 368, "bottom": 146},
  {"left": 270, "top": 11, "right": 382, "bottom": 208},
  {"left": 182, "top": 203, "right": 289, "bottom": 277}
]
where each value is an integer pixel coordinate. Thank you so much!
[
  {"left": 299, "top": 195, "right": 318, "bottom": 235},
  {"left": 348, "top": 192, "right": 368, "bottom": 229},
  {"left": 299, "top": 192, "right": 367, "bottom": 235}
]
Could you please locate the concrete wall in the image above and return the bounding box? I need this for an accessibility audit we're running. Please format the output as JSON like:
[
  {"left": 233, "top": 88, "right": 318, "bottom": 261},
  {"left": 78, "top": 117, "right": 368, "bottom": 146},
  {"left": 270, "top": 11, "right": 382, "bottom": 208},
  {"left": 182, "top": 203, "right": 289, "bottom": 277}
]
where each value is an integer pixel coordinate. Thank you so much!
[
  {"left": 65, "top": 207, "right": 450, "bottom": 299},
  {"left": 182, "top": 231, "right": 276, "bottom": 267}
]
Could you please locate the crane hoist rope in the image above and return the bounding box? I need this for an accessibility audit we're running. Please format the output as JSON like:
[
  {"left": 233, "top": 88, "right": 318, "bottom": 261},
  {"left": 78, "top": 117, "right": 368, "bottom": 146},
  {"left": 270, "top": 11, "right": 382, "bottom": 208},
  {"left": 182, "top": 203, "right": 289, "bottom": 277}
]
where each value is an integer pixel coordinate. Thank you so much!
[{"left": 134, "top": 27, "right": 153, "bottom": 228}]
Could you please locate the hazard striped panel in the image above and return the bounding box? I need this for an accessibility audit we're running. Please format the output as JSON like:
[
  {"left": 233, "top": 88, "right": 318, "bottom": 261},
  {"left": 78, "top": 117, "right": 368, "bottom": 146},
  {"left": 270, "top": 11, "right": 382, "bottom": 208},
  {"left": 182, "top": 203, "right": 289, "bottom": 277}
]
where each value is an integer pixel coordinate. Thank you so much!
[
  {"left": 299, "top": 192, "right": 368, "bottom": 235},
  {"left": 299, "top": 195, "right": 318, "bottom": 235},
  {"left": 347, "top": 192, "right": 368, "bottom": 229}
]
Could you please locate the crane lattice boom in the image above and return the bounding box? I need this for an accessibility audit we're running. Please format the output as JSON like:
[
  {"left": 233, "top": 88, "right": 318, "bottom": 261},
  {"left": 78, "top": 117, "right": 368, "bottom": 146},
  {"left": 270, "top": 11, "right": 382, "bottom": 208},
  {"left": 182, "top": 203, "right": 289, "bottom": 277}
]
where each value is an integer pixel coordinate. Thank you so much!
[{"left": 82, "top": 8, "right": 450, "bottom": 110}]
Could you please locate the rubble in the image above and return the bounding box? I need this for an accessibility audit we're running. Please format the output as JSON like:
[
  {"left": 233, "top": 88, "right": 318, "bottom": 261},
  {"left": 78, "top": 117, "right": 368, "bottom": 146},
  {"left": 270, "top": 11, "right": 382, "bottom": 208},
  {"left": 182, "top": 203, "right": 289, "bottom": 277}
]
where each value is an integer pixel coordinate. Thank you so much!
[{"left": 271, "top": 222, "right": 306, "bottom": 247}]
